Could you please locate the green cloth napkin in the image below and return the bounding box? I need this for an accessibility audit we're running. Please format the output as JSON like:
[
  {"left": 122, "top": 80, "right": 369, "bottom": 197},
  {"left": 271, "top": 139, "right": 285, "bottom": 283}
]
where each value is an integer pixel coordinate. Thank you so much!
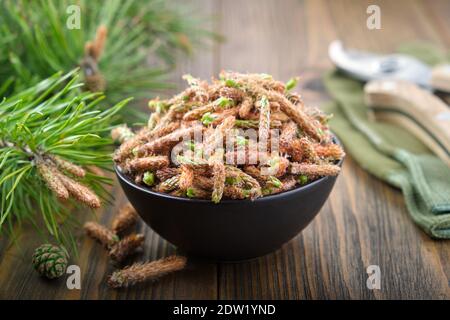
[{"left": 322, "top": 43, "right": 450, "bottom": 239}]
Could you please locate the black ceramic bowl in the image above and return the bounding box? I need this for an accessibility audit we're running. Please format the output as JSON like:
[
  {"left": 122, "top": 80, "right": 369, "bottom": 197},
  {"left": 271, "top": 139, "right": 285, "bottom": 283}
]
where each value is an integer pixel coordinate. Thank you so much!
[{"left": 116, "top": 153, "right": 343, "bottom": 261}]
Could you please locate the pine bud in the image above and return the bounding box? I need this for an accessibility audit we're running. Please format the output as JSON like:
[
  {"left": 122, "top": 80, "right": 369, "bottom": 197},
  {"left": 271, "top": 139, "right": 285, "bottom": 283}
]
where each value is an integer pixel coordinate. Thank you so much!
[
  {"left": 89, "top": 25, "right": 107, "bottom": 61},
  {"left": 258, "top": 95, "right": 270, "bottom": 152},
  {"left": 297, "top": 137, "right": 318, "bottom": 162},
  {"left": 214, "top": 96, "right": 234, "bottom": 108},
  {"left": 136, "top": 125, "right": 202, "bottom": 157},
  {"left": 186, "top": 186, "right": 211, "bottom": 199},
  {"left": 285, "top": 77, "right": 300, "bottom": 92},
  {"left": 49, "top": 155, "right": 86, "bottom": 178},
  {"left": 298, "top": 174, "right": 308, "bottom": 185},
  {"left": 238, "top": 96, "right": 254, "bottom": 118},
  {"left": 126, "top": 156, "right": 169, "bottom": 173},
  {"left": 36, "top": 160, "right": 69, "bottom": 200},
  {"left": 143, "top": 171, "right": 155, "bottom": 186},
  {"left": 112, "top": 203, "right": 139, "bottom": 235},
  {"left": 111, "top": 125, "right": 135, "bottom": 144},
  {"left": 155, "top": 167, "right": 180, "bottom": 181},
  {"left": 290, "top": 163, "right": 340, "bottom": 177},
  {"left": 261, "top": 89, "right": 320, "bottom": 141},
  {"left": 315, "top": 143, "right": 345, "bottom": 160},
  {"left": 108, "top": 256, "right": 187, "bottom": 288},
  {"left": 183, "top": 104, "right": 214, "bottom": 121},
  {"left": 84, "top": 222, "right": 119, "bottom": 249},
  {"left": 109, "top": 234, "right": 145, "bottom": 264},
  {"left": 201, "top": 112, "right": 216, "bottom": 125},
  {"left": 179, "top": 166, "right": 194, "bottom": 191},
  {"left": 147, "top": 112, "right": 161, "bottom": 130},
  {"left": 157, "top": 175, "right": 180, "bottom": 192},
  {"left": 56, "top": 172, "right": 101, "bottom": 208},
  {"left": 211, "top": 162, "right": 225, "bottom": 203},
  {"left": 267, "top": 176, "right": 282, "bottom": 188},
  {"left": 193, "top": 175, "right": 214, "bottom": 190}
]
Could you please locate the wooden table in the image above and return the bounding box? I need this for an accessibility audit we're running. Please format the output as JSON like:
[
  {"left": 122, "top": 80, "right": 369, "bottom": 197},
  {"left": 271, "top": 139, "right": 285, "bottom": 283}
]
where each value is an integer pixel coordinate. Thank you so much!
[{"left": 1, "top": 0, "right": 449, "bottom": 300}]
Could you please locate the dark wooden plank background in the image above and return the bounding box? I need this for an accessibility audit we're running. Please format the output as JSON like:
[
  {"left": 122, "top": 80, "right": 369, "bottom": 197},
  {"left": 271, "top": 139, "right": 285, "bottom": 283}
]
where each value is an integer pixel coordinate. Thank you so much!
[{"left": 1, "top": 0, "right": 449, "bottom": 299}]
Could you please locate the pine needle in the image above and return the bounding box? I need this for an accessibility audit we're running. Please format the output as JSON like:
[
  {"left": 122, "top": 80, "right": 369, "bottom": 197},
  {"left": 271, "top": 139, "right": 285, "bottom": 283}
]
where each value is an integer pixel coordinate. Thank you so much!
[{"left": 0, "top": 70, "right": 128, "bottom": 250}]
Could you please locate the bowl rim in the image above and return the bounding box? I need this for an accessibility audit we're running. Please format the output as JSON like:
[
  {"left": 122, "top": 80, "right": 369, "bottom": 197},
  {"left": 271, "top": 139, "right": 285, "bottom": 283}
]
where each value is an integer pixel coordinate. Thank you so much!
[{"left": 115, "top": 136, "right": 344, "bottom": 204}]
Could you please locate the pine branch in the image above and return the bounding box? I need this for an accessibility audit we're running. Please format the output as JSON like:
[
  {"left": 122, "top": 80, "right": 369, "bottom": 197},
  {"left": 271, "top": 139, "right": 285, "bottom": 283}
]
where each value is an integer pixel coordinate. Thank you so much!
[
  {"left": 0, "top": 0, "right": 218, "bottom": 121},
  {"left": 0, "top": 70, "right": 129, "bottom": 250}
]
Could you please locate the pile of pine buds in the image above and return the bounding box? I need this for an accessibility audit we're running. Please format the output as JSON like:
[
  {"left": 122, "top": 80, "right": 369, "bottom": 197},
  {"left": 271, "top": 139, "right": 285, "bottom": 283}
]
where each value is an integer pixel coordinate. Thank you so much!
[{"left": 113, "top": 71, "right": 344, "bottom": 203}]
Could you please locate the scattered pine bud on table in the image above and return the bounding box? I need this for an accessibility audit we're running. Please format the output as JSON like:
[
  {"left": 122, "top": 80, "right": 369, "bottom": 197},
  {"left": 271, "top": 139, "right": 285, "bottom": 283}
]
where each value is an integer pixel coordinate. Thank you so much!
[
  {"left": 107, "top": 256, "right": 187, "bottom": 289},
  {"left": 112, "top": 203, "right": 139, "bottom": 236},
  {"left": 84, "top": 222, "right": 119, "bottom": 249},
  {"left": 113, "top": 72, "right": 344, "bottom": 202},
  {"left": 32, "top": 244, "right": 69, "bottom": 279},
  {"left": 109, "top": 234, "right": 145, "bottom": 264}
]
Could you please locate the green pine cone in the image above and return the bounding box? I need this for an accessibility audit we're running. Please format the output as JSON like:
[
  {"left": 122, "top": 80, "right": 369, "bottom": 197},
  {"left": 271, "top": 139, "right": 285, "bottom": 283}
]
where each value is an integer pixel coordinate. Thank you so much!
[{"left": 32, "top": 244, "right": 69, "bottom": 279}]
